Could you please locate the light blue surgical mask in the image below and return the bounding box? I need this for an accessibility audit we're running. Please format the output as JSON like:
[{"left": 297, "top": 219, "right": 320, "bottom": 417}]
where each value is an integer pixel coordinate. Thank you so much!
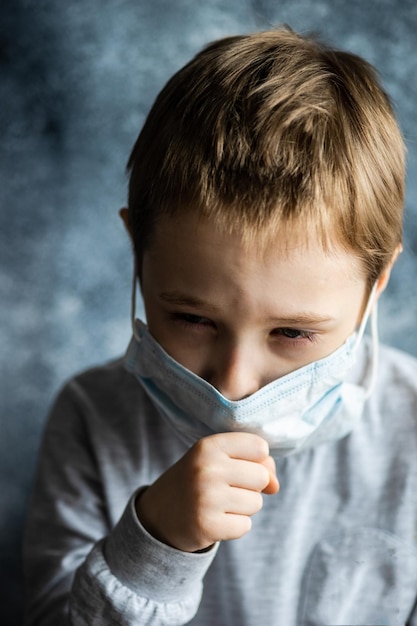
[{"left": 125, "top": 276, "right": 378, "bottom": 456}]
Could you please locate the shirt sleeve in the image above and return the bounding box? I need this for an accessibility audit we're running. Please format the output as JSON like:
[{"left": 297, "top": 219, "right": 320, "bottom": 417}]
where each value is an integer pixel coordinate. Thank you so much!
[{"left": 23, "top": 380, "right": 218, "bottom": 626}]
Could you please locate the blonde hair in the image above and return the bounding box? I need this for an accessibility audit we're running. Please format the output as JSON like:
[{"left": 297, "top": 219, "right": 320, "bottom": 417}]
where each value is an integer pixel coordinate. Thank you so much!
[{"left": 127, "top": 27, "right": 405, "bottom": 284}]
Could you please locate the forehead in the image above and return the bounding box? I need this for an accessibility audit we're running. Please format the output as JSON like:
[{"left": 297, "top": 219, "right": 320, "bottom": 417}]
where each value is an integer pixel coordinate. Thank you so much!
[
  {"left": 144, "top": 211, "right": 365, "bottom": 284},
  {"left": 141, "top": 212, "right": 368, "bottom": 334}
]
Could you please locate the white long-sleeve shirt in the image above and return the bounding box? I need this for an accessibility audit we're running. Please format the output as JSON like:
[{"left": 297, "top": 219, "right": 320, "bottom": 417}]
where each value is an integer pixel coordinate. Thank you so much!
[{"left": 23, "top": 337, "right": 417, "bottom": 625}]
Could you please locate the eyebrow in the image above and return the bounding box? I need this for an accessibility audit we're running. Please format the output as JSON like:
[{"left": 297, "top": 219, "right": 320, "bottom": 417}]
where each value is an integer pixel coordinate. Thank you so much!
[
  {"left": 269, "top": 314, "right": 335, "bottom": 326},
  {"left": 159, "top": 291, "right": 220, "bottom": 312},
  {"left": 158, "top": 291, "right": 335, "bottom": 325}
]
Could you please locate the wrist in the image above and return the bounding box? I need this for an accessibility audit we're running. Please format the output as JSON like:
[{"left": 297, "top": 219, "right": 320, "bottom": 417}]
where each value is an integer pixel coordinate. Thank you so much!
[
  {"left": 135, "top": 488, "right": 215, "bottom": 553},
  {"left": 135, "top": 487, "right": 173, "bottom": 548}
]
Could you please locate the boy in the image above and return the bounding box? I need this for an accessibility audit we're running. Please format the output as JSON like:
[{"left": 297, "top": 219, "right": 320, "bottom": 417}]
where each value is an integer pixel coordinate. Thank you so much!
[{"left": 24, "top": 28, "right": 417, "bottom": 625}]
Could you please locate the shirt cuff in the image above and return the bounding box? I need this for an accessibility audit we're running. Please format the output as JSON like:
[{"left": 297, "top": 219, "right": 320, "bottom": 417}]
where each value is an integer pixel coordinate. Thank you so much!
[{"left": 104, "top": 489, "right": 219, "bottom": 603}]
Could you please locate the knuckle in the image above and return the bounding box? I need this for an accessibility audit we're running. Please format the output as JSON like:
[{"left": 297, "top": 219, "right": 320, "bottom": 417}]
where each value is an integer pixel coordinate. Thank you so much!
[
  {"left": 253, "top": 491, "right": 264, "bottom": 512},
  {"left": 257, "top": 464, "right": 270, "bottom": 489},
  {"left": 190, "top": 437, "right": 209, "bottom": 459},
  {"left": 256, "top": 436, "right": 270, "bottom": 459},
  {"left": 247, "top": 434, "right": 269, "bottom": 459},
  {"left": 223, "top": 515, "right": 252, "bottom": 540},
  {"left": 192, "top": 435, "right": 222, "bottom": 465},
  {"left": 188, "top": 441, "right": 214, "bottom": 476},
  {"left": 238, "top": 515, "right": 252, "bottom": 536}
]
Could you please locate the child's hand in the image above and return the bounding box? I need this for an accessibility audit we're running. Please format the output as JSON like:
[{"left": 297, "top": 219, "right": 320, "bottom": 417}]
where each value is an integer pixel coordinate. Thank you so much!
[{"left": 135, "top": 432, "right": 279, "bottom": 553}]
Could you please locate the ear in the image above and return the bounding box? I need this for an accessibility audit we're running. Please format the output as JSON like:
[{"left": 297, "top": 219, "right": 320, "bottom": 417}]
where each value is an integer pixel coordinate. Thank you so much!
[
  {"left": 120, "top": 207, "right": 142, "bottom": 283},
  {"left": 375, "top": 244, "right": 402, "bottom": 299},
  {"left": 119, "top": 207, "right": 132, "bottom": 238}
]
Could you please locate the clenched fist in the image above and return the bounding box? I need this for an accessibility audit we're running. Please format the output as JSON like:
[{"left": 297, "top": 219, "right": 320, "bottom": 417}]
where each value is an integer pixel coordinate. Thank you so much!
[{"left": 135, "top": 432, "right": 279, "bottom": 553}]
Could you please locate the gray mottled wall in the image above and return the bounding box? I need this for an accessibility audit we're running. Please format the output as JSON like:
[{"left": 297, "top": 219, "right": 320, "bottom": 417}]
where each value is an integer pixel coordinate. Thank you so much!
[{"left": 1, "top": 1, "right": 416, "bottom": 623}]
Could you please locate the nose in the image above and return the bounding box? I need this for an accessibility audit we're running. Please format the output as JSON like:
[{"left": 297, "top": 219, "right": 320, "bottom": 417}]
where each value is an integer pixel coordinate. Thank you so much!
[{"left": 205, "top": 342, "right": 261, "bottom": 401}]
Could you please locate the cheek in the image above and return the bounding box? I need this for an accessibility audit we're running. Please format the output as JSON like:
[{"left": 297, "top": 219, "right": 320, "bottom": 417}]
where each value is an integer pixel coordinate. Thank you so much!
[
  {"left": 144, "top": 310, "right": 206, "bottom": 375},
  {"left": 142, "top": 299, "right": 171, "bottom": 349},
  {"left": 159, "top": 339, "right": 206, "bottom": 376}
]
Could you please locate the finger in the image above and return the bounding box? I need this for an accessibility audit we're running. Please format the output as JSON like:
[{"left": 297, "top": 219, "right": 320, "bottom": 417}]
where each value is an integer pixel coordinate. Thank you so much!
[
  {"left": 213, "top": 432, "right": 270, "bottom": 462},
  {"left": 227, "top": 458, "right": 271, "bottom": 492},
  {"left": 222, "top": 486, "right": 264, "bottom": 516},
  {"left": 261, "top": 456, "right": 280, "bottom": 495},
  {"left": 220, "top": 514, "right": 253, "bottom": 540}
]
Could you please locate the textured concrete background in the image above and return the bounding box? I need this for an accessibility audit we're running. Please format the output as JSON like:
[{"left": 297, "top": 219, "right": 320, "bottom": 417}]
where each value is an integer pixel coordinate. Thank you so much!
[{"left": 1, "top": 1, "right": 416, "bottom": 623}]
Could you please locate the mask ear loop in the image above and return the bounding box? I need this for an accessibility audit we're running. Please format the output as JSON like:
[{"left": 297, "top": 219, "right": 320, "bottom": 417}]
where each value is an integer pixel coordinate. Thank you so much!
[
  {"left": 131, "top": 259, "right": 143, "bottom": 342},
  {"left": 353, "top": 282, "right": 378, "bottom": 348},
  {"left": 352, "top": 282, "right": 379, "bottom": 399},
  {"left": 365, "top": 300, "right": 379, "bottom": 399}
]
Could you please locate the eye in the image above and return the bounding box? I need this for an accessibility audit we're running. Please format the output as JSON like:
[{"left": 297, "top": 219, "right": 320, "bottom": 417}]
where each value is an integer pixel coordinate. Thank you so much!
[
  {"left": 271, "top": 327, "right": 316, "bottom": 343},
  {"left": 279, "top": 328, "right": 303, "bottom": 339},
  {"left": 170, "top": 312, "right": 215, "bottom": 329}
]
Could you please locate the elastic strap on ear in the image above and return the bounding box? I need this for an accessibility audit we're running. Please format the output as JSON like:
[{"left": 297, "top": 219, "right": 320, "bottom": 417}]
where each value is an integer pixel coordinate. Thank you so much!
[
  {"left": 364, "top": 302, "right": 379, "bottom": 399},
  {"left": 353, "top": 282, "right": 378, "bottom": 348},
  {"left": 131, "top": 258, "right": 143, "bottom": 342},
  {"left": 351, "top": 282, "right": 379, "bottom": 399}
]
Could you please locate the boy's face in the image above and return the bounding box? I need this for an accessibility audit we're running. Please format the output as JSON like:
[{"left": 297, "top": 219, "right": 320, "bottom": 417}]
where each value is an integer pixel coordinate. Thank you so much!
[{"left": 141, "top": 213, "right": 368, "bottom": 401}]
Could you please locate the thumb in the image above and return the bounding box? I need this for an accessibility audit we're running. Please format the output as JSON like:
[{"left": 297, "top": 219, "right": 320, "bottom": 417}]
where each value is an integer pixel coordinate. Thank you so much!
[{"left": 261, "top": 455, "right": 280, "bottom": 495}]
